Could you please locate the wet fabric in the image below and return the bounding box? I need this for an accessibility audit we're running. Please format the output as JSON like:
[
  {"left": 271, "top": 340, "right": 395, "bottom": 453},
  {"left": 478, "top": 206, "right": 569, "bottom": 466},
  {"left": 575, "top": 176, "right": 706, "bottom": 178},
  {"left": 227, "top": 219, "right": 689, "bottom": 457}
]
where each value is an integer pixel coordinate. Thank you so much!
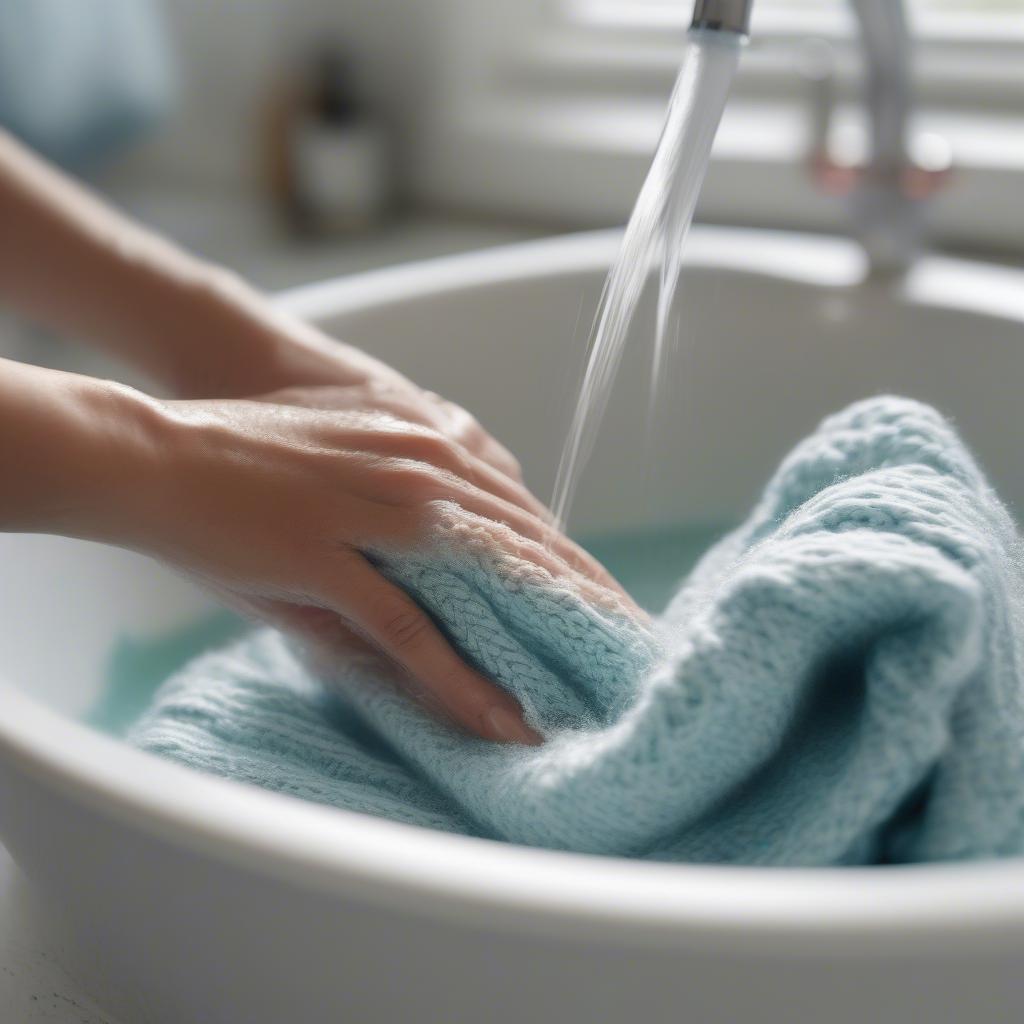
[{"left": 132, "top": 398, "right": 1024, "bottom": 865}]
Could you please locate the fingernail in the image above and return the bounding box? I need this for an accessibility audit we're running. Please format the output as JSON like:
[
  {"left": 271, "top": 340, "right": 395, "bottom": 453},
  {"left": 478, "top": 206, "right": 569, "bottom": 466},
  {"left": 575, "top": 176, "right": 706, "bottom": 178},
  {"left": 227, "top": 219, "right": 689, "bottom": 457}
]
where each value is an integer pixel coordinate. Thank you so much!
[{"left": 483, "top": 706, "right": 543, "bottom": 746}]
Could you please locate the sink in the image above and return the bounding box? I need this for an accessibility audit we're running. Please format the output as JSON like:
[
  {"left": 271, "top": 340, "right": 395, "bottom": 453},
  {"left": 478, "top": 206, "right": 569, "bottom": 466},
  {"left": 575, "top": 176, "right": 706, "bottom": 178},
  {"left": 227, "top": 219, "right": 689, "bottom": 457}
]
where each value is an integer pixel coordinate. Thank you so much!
[{"left": 0, "top": 226, "right": 1022, "bottom": 1023}]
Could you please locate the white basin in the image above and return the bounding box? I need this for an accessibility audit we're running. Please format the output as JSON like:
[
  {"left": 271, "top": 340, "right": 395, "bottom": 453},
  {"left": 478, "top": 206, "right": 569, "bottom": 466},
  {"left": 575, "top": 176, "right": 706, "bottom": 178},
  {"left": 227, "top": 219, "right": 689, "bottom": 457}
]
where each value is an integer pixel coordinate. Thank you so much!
[{"left": 1, "top": 226, "right": 1023, "bottom": 1023}]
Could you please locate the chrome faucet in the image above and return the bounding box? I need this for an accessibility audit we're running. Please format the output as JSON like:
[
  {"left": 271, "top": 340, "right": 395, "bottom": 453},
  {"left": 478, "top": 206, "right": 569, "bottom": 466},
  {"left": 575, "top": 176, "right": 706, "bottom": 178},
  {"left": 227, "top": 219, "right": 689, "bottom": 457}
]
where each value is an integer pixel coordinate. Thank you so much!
[
  {"left": 691, "top": 0, "right": 752, "bottom": 35},
  {"left": 691, "top": 0, "right": 946, "bottom": 273}
]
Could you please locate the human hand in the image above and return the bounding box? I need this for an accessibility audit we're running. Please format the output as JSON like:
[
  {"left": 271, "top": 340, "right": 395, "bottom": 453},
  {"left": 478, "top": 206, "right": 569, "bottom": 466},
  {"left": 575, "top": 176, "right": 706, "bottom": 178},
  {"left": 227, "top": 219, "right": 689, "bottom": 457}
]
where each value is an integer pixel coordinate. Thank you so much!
[
  {"left": 168, "top": 275, "right": 524, "bottom": 482},
  {"left": 113, "top": 392, "right": 634, "bottom": 744},
  {"left": 248, "top": 377, "right": 524, "bottom": 484}
]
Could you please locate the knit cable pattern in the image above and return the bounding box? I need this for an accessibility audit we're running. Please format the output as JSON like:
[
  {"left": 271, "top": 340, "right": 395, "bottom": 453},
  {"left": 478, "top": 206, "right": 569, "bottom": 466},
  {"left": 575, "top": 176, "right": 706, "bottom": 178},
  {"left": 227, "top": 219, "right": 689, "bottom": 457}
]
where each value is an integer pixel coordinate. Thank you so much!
[{"left": 131, "top": 397, "right": 1024, "bottom": 865}]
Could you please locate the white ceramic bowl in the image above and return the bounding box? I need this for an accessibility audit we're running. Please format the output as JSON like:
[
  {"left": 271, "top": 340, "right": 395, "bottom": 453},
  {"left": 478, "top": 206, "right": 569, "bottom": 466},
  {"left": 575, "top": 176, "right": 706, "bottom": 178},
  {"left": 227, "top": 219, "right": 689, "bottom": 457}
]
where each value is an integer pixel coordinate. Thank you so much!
[{"left": 2, "top": 228, "right": 1023, "bottom": 1023}]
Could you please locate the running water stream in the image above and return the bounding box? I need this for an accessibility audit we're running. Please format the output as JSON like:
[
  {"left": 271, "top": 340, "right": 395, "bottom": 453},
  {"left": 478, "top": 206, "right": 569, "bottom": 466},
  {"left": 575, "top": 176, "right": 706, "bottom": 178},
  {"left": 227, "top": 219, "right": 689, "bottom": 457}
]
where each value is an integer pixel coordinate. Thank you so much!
[{"left": 550, "top": 30, "right": 743, "bottom": 529}]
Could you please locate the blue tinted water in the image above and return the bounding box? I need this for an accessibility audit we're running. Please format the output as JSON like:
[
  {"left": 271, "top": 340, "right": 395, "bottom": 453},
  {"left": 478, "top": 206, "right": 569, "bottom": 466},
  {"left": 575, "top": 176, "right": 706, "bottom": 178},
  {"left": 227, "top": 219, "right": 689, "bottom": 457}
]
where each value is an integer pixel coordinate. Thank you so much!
[
  {"left": 85, "top": 524, "right": 723, "bottom": 736},
  {"left": 84, "top": 611, "right": 246, "bottom": 737},
  {"left": 584, "top": 523, "right": 723, "bottom": 614}
]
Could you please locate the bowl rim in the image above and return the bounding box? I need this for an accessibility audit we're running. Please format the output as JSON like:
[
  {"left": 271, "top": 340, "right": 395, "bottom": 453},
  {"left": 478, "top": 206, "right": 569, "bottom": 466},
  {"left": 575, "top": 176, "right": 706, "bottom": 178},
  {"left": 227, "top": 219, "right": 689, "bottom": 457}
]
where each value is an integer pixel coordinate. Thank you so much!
[
  {"left": 7, "top": 680, "right": 1024, "bottom": 955},
  {"left": 5, "top": 226, "right": 1024, "bottom": 954}
]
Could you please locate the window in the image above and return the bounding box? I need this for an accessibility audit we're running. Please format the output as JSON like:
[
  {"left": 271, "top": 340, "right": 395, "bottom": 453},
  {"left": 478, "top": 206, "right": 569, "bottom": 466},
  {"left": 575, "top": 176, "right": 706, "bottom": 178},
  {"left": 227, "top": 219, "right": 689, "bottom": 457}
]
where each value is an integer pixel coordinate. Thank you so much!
[
  {"left": 415, "top": 0, "right": 1024, "bottom": 253},
  {"left": 565, "top": 0, "right": 1024, "bottom": 32}
]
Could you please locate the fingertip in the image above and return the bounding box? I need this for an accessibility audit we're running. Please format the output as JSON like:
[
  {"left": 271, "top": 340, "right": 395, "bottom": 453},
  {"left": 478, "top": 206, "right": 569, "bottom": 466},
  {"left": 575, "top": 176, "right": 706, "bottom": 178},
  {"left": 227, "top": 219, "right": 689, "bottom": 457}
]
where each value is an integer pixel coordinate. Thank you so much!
[
  {"left": 417, "top": 681, "right": 543, "bottom": 746},
  {"left": 481, "top": 705, "right": 544, "bottom": 746},
  {"left": 436, "top": 671, "right": 543, "bottom": 746},
  {"left": 332, "top": 553, "right": 544, "bottom": 746}
]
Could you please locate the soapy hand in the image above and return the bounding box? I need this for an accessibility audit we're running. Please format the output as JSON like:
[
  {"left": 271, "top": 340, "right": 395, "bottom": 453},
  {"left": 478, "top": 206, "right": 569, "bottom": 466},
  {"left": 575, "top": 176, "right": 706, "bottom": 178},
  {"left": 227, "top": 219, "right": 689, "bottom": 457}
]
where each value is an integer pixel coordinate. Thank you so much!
[
  {"left": 118, "top": 391, "right": 635, "bottom": 745},
  {"left": 0, "top": 128, "right": 637, "bottom": 746},
  {"left": 1, "top": 359, "right": 635, "bottom": 747},
  {"left": 248, "top": 376, "right": 525, "bottom": 484}
]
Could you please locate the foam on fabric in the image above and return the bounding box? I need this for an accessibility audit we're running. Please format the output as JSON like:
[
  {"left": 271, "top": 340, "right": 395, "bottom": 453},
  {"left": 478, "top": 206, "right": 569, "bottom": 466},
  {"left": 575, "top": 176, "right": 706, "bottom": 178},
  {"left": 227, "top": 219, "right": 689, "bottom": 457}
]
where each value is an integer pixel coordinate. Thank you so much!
[{"left": 130, "top": 397, "right": 1024, "bottom": 865}]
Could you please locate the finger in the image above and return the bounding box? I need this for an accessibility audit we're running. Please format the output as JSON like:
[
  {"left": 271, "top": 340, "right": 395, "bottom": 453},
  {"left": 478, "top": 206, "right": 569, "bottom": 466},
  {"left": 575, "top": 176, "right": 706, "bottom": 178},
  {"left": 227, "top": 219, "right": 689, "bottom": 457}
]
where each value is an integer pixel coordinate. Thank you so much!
[
  {"left": 251, "top": 388, "right": 446, "bottom": 442},
  {"left": 463, "top": 501, "right": 638, "bottom": 613},
  {"left": 360, "top": 429, "right": 549, "bottom": 521},
  {"left": 403, "top": 478, "right": 635, "bottom": 609},
  {"left": 433, "top": 399, "right": 524, "bottom": 481},
  {"left": 248, "top": 385, "right": 525, "bottom": 484},
  {"left": 251, "top": 597, "right": 376, "bottom": 655},
  {"left": 416, "top": 446, "right": 550, "bottom": 523},
  {"left": 353, "top": 393, "right": 451, "bottom": 433},
  {"left": 203, "top": 587, "right": 377, "bottom": 661},
  {"left": 318, "top": 553, "right": 543, "bottom": 745},
  {"left": 247, "top": 598, "right": 460, "bottom": 724},
  {"left": 442, "top": 510, "right": 644, "bottom": 619},
  {"left": 248, "top": 386, "right": 354, "bottom": 410},
  {"left": 249, "top": 389, "right": 532, "bottom": 510},
  {"left": 478, "top": 437, "right": 525, "bottom": 483},
  {"left": 457, "top": 451, "right": 550, "bottom": 522},
  {"left": 352, "top": 454, "right": 634, "bottom": 610}
]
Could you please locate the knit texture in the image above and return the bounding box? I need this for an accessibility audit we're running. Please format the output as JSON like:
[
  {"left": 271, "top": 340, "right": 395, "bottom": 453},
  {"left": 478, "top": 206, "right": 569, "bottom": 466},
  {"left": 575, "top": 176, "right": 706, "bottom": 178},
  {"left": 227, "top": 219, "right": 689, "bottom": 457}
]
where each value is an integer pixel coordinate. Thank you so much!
[{"left": 130, "top": 397, "right": 1024, "bottom": 865}]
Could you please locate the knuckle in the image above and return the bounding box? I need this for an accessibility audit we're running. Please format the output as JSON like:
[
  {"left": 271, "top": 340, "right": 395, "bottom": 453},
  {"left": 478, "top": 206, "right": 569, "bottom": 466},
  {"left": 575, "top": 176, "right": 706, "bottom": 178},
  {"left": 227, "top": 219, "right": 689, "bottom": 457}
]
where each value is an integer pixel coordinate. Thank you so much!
[
  {"left": 313, "top": 385, "right": 354, "bottom": 407},
  {"left": 446, "top": 405, "right": 483, "bottom": 442},
  {"left": 396, "top": 496, "right": 459, "bottom": 546},
  {"left": 379, "top": 605, "right": 431, "bottom": 651},
  {"left": 267, "top": 386, "right": 300, "bottom": 403},
  {"left": 453, "top": 406, "right": 481, "bottom": 432},
  {"left": 502, "top": 452, "right": 524, "bottom": 480},
  {"left": 405, "top": 428, "right": 456, "bottom": 463},
  {"left": 364, "top": 377, "right": 395, "bottom": 398},
  {"left": 466, "top": 422, "right": 488, "bottom": 448},
  {"left": 385, "top": 461, "right": 445, "bottom": 503}
]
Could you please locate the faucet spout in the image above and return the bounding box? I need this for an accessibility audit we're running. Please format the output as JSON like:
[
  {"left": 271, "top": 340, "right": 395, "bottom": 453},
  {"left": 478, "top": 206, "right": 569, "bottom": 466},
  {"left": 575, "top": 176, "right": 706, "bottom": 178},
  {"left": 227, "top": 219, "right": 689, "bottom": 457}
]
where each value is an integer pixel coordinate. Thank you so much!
[{"left": 690, "top": 0, "right": 753, "bottom": 36}]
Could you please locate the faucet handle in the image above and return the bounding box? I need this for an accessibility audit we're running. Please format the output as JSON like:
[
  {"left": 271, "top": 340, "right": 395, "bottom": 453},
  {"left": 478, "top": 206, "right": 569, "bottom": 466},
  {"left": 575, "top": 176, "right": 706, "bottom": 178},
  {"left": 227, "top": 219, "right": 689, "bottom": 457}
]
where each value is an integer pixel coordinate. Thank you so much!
[
  {"left": 797, "top": 38, "right": 952, "bottom": 202},
  {"left": 798, "top": 41, "right": 837, "bottom": 168},
  {"left": 902, "top": 133, "right": 955, "bottom": 201},
  {"left": 796, "top": 40, "right": 859, "bottom": 196},
  {"left": 795, "top": 37, "right": 952, "bottom": 272}
]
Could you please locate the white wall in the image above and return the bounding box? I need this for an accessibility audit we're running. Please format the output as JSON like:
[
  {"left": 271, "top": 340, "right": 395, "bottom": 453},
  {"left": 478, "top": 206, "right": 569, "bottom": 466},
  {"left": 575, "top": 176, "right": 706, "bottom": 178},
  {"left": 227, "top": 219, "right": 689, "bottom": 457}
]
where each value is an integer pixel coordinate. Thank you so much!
[
  {"left": 114, "top": 0, "right": 541, "bottom": 198},
  {"left": 116, "top": 0, "right": 445, "bottom": 191}
]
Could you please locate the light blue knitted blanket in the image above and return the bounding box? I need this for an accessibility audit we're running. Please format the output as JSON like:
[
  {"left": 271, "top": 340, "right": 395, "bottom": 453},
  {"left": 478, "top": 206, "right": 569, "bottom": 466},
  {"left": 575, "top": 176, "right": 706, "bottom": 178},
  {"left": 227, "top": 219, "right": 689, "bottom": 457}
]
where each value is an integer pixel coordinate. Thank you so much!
[{"left": 130, "top": 397, "right": 1024, "bottom": 865}]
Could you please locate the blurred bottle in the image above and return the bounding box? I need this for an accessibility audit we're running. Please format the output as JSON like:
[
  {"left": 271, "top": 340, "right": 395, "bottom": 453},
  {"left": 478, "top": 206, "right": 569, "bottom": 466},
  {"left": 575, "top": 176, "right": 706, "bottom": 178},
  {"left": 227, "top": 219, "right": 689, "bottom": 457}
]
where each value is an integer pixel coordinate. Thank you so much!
[{"left": 265, "top": 44, "right": 392, "bottom": 235}]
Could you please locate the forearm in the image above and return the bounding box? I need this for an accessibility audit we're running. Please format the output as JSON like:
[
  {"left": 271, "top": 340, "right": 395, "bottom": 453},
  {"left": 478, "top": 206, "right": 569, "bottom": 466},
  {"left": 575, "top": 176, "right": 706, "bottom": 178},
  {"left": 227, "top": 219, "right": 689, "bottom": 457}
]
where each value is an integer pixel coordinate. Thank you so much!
[
  {"left": 0, "top": 129, "right": 216, "bottom": 384},
  {"left": 0, "top": 357, "right": 158, "bottom": 541},
  {"left": 0, "top": 129, "right": 387, "bottom": 398}
]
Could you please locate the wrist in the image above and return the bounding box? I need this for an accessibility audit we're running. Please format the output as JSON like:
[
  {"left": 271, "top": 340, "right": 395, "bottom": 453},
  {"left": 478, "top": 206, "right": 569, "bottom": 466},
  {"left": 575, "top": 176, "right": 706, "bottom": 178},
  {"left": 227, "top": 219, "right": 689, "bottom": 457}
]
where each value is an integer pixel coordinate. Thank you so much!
[
  {"left": 164, "top": 264, "right": 399, "bottom": 400},
  {"left": 156, "top": 266, "right": 304, "bottom": 398},
  {"left": 0, "top": 359, "right": 165, "bottom": 544},
  {"left": 135, "top": 262, "right": 274, "bottom": 398},
  {"left": 68, "top": 377, "right": 168, "bottom": 548}
]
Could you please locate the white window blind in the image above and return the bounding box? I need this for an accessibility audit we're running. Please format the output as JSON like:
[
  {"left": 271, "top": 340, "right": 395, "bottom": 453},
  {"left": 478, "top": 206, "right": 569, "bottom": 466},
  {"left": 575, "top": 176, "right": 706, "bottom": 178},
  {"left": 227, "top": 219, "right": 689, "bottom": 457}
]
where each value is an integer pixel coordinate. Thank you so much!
[
  {"left": 564, "top": 0, "right": 1024, "bottom": 32},
  {"left": 415, "top": 0, "right": 1024, "bottom": 252}
]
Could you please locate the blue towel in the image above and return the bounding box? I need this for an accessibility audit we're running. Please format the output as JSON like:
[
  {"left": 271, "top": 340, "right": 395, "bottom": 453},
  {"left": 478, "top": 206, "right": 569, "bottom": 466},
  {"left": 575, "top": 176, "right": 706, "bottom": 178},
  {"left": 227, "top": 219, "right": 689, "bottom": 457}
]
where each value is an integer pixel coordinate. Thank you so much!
[{"left": 130, "top": 397, "right": 1024, "bottom": 865}]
